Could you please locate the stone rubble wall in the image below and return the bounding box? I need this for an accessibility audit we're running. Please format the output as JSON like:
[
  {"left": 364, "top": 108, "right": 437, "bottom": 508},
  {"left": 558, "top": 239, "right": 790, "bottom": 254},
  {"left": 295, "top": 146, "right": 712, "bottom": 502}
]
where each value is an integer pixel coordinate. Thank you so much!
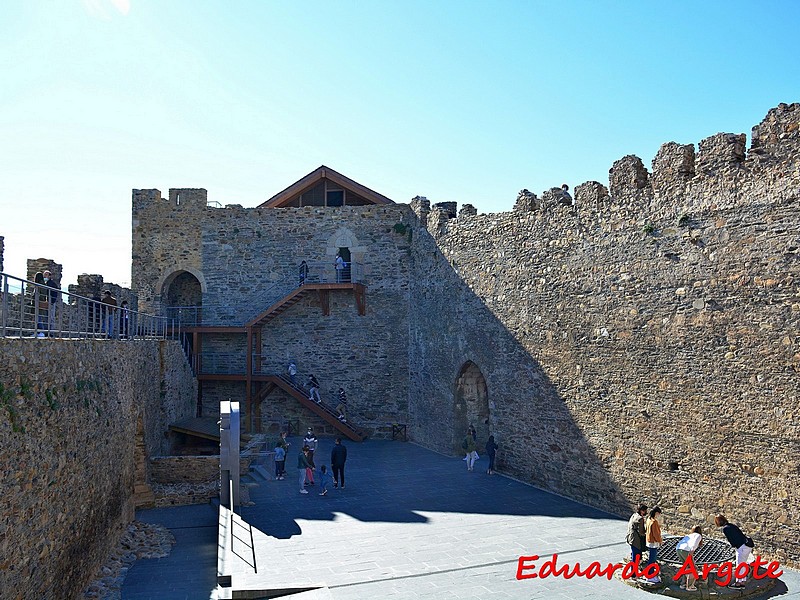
[
  {"left": 0, "top": 339, "right": 196, "bottom": 600},
  {"left": 407, "top": 104, "right": 800, "bottom": 565}
]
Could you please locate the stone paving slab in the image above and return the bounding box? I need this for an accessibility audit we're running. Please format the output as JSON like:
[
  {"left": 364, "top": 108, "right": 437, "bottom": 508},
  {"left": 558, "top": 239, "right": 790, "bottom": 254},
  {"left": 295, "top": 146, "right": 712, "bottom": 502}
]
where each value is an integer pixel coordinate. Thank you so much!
[{"left": 123, "top": 438, "right": 800, "bottom": 599}]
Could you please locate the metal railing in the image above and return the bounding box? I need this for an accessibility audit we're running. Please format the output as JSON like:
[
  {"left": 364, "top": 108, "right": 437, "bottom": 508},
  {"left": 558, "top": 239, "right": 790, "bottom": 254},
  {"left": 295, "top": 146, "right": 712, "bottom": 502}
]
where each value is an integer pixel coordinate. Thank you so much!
[{"left": 0, "top": 271, "right": 174, "bottom": 340}]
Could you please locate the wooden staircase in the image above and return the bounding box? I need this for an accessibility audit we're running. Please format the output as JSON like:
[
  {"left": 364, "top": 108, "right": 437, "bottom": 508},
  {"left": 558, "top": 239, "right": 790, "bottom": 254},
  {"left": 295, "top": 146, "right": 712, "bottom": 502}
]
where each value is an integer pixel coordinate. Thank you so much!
[
  {"left": 265, "top": 375, "right": 367, "bottom": 442},
  {"left": 247, "top": 287, "right": 311, "bottom": 328}
]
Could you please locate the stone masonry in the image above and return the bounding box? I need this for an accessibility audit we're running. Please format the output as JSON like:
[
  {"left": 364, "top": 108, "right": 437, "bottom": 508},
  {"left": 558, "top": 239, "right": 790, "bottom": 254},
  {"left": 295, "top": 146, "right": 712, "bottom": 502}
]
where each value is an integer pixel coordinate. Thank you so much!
[
  {"left": 127, "top": 103, "right": 799, "bottom": 567},
  {"left": 0, "top": 339, "right": 196, "bottom": 600},
  {"left": 407, "top": 103, "right": 800, "bottom": 567}
]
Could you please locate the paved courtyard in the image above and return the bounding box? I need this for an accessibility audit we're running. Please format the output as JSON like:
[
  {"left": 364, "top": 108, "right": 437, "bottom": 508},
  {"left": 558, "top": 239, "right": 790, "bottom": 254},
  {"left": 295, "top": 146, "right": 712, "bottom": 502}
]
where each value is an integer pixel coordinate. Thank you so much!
[{"left": 122, "top": 438, "right": 800, "bottom": 599}]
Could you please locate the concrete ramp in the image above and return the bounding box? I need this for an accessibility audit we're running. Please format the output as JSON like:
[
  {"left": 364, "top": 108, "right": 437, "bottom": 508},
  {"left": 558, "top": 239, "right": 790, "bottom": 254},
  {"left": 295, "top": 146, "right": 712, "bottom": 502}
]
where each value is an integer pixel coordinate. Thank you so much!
[{"left": 217, "top": 497, "right": 329, "bottom": 599}]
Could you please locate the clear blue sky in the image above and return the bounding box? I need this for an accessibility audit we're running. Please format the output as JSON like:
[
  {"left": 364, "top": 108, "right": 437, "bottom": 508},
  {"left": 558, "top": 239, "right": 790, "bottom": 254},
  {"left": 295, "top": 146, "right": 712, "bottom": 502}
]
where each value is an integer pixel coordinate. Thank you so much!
[{"left": 1, "top": 0, "right": 798, "bottom": 288}]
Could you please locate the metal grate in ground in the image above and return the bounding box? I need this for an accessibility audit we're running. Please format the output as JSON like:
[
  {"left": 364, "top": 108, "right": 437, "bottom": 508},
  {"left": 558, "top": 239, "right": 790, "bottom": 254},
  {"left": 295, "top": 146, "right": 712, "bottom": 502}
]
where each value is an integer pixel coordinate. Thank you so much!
[{"left": 658, "top": 535, "right": 735, "bottom": 565}]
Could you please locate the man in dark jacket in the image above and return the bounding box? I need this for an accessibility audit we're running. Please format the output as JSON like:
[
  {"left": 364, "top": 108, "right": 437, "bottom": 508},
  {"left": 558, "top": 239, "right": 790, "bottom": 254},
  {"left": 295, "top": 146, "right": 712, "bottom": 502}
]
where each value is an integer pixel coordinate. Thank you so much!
[
  {"left": 331, "top": 437, "right": 347, "bottom": 489},
  {"left": 43, "top": 270, "right": 60, "bottom": 332}
]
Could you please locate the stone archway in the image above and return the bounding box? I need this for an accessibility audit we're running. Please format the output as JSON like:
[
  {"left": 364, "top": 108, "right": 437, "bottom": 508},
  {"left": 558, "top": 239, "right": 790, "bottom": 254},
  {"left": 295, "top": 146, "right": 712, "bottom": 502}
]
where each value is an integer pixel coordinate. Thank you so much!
[
  {"left": 161, "top": 270, "right": 203, "bottom": 324},
  {"left": 453, "top": 361, "right": 489, "bottom": 454}
]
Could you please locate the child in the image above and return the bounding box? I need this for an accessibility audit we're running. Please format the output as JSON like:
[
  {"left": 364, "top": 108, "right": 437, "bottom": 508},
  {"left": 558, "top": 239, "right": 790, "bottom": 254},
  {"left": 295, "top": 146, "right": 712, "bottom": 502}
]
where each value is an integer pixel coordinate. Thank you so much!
[
  {"left": 274, "top": 444, "right": 286, "bottom": 480},
  {"left": 318, "top": 465, "right": 333, "bottom": 496}
]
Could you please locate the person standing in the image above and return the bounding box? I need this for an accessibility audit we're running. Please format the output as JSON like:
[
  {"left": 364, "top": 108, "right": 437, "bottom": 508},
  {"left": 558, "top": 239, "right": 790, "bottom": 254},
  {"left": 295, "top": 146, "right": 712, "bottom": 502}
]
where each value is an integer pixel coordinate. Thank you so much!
[
  {"left": 303, "top": 428, "right": 317, "bottom": 485},
  {"left": 645, "top": 507, "right": 663, "bottom": 583},
  {"left": 288, "top": 361, "right": 298, "bottom": 386},
  {"left": 626, "top": 504, "right": 648, "bottom": 565},
  {"left": 33, "top": 272, "right": 47, "bottom": 336},
  {"left": 297, "top": 447, "right": 310, "bottom": 494},
  {"left": 335, "top": 252, "right": 345, "bottom": 283},
  {"left": 336, "top": 387, "right": 348, "bottom": 422},
  {"left": 43, "top": 270, "right": 59, "bottom": 333},
  {"left": 100, "top": 290, "right": 118, "bottom": 338},
  {"left": 298, "top": 260, "right": 309, "bottom": 286},
  {"left": 715, "top": 514, "right": 754, "bottom": 588},
  {"left": 331, "top": 437, "right": 347, "bottom": 489},
  {"left": 462, "top": 429, "right": 477, "bottom": 471},
  {"left": 119, "top": 300, "right": 130, "bottom": 339},
  {"left": 485, "top": 435, "right": 498, "bottom": 475},
  {"left": 274, "top": 443, "right": 286, "bottom": 480}
]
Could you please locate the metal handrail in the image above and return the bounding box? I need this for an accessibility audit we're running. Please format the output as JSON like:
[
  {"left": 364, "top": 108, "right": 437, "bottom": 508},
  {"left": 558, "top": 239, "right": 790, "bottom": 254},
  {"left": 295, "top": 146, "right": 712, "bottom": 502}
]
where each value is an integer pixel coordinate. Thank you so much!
[
  {"left": 159, "top": 260, "right": 366, "bottom": 327},
  {"left": 0, "top": 271, "right": 177, "bottom": 340}
]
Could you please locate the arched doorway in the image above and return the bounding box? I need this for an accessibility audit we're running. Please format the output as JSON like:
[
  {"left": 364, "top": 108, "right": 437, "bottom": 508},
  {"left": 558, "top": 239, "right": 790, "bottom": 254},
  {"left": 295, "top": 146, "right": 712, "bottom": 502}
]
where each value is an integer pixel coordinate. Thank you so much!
[
  {"left": 453, "top": 361, "right": 489, "bottom": 454},
  {"left": 162, "top": 270, "right": 202, "bottom": 325}
]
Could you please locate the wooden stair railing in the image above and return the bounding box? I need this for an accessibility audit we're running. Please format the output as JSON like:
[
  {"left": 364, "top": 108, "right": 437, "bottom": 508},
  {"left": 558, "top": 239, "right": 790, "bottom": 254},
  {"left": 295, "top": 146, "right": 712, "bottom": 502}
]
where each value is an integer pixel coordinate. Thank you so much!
[{"left": 265, "top": 375, "right": 366, "bottom": 442}]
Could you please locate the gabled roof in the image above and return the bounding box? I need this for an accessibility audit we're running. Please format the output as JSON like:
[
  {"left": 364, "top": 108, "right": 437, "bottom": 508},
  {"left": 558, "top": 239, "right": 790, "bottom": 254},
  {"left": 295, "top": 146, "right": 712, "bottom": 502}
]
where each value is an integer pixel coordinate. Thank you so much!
[{"left": 258, "top": 165, "right": 394, "bottom": 208}]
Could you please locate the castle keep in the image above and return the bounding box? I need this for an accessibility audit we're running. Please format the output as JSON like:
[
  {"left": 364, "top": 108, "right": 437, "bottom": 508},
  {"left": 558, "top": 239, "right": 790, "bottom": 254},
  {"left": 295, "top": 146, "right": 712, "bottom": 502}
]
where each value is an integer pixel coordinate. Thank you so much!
[{"left": 2, "top": 103, "right": 798, "bottom": 598}]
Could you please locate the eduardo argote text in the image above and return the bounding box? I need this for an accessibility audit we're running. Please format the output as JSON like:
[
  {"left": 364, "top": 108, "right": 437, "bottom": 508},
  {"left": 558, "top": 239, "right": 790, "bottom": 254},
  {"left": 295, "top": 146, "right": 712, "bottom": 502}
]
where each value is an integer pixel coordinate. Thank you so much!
[{"left": 516, "top": 553, "right": 783, "bottom": 587}]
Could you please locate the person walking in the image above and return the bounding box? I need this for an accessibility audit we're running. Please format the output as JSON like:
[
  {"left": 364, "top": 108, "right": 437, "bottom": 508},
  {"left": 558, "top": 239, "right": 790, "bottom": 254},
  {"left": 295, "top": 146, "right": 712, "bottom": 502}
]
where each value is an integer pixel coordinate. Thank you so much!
[
  {"left": 331, "top": 437, "right": 347, "bottom": 489},
  {"left": 318, "top": 465, "right": 332, "bottom": 496},
  {"left": 336, "top": 387, "right": 348, "bottom": 422},
  {"left": 288, "top": 361, "right": 298, "bottom": 386},
  {"left": 297, "top": 447, "right": 311, "bottom": 494},
  {"left": 626, "top": 504, "right": 648, "bottom": 565},
  {"left": 485, "top": 435, "right": 498, "bottom": 475},
  {"left": 715, "top": 514, "right": 755, "bottom": 588},
  {"left": 307, "top": 374, "right": 321, "bottom": 403},
  {"left": 462, "top": 429, "right": 477, "bottom": 471}
]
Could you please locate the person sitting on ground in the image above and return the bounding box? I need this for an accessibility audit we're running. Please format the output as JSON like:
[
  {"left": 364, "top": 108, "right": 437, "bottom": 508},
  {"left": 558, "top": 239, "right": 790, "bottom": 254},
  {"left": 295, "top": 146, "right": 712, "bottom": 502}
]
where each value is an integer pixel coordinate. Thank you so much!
[
  {"left": 307, "top": 374, "right": 321, "bottom": 402},
  {"left": 645, "top": 507, "right": 663, "bottom": 583},
  {"left": 675, "top": 525, "right": 703, "bottom": 591},
  {"left": 561, "top": 184, "right": 573, "bottom": 206},
  {"left": 336, "top": 387, "right": 348, "bottom": 422},
  {"left": 318, "top": 465, "right": 332, "bottom": 496},
  {"left": 715, "top": 514, "right": 754, "bottom": 588}
]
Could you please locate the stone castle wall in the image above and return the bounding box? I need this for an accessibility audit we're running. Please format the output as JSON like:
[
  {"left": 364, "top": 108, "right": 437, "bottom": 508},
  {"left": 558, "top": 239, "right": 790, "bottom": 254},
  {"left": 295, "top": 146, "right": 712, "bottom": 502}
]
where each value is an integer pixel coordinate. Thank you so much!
[
  {"left": 0, "top": 339, "right": 196, "bottom": 600},
  {"left": 407, "top": 104, "right": 800, "bottom": 565}
]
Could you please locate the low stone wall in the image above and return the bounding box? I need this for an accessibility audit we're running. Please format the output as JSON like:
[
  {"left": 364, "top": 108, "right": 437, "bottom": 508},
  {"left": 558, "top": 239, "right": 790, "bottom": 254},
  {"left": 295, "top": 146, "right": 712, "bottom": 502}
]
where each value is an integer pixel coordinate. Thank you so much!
[
  {"left": 149, "top": 455, "right": 250, "bottom": 484},
  {"left": 0, "top": 338, "right": 196, "bottom": 600}
]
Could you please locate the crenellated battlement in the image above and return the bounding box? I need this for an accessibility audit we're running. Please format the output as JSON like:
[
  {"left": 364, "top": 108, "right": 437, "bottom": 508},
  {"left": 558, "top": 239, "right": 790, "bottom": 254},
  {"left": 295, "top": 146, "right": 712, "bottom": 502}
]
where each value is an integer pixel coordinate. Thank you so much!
[{"left": 418, "top": 103, "right": 799, "bottom": 233}]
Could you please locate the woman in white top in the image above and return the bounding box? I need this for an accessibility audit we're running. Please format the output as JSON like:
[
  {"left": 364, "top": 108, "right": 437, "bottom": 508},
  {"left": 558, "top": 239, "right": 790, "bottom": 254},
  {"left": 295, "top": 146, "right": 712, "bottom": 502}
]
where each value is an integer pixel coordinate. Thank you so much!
[{"left": 675, "top": 526, "right": 703, "bottom": 591}]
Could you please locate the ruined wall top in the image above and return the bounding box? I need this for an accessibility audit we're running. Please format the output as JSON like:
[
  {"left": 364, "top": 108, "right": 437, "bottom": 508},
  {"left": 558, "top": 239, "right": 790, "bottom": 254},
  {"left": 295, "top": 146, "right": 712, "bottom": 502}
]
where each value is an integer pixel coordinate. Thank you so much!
[{"left": 416, "top": 103, "right": 799, "bottom": 234}]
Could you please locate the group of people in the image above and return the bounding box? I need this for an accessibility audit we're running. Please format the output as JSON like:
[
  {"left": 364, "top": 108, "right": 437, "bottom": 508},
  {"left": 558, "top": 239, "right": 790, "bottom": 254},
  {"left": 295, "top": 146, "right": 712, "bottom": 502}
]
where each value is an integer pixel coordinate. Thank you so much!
[
  {"left": 30, "top": 272, "right": 130, "bottom": 339},
  {"left": 273, "top": 430, "right": 348, "bottom": 496},
  {"left": 287, "top": 362, "right": 349, "bottom": 422},
  {"left": 296, "top": 253, "right": 350, "bottom": 286},
  {"left": 627, "top": 504, "right": 755, "bottom": 589},
  {"left": 461, "top": 425, "right": 499, "bottom": 475}
]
